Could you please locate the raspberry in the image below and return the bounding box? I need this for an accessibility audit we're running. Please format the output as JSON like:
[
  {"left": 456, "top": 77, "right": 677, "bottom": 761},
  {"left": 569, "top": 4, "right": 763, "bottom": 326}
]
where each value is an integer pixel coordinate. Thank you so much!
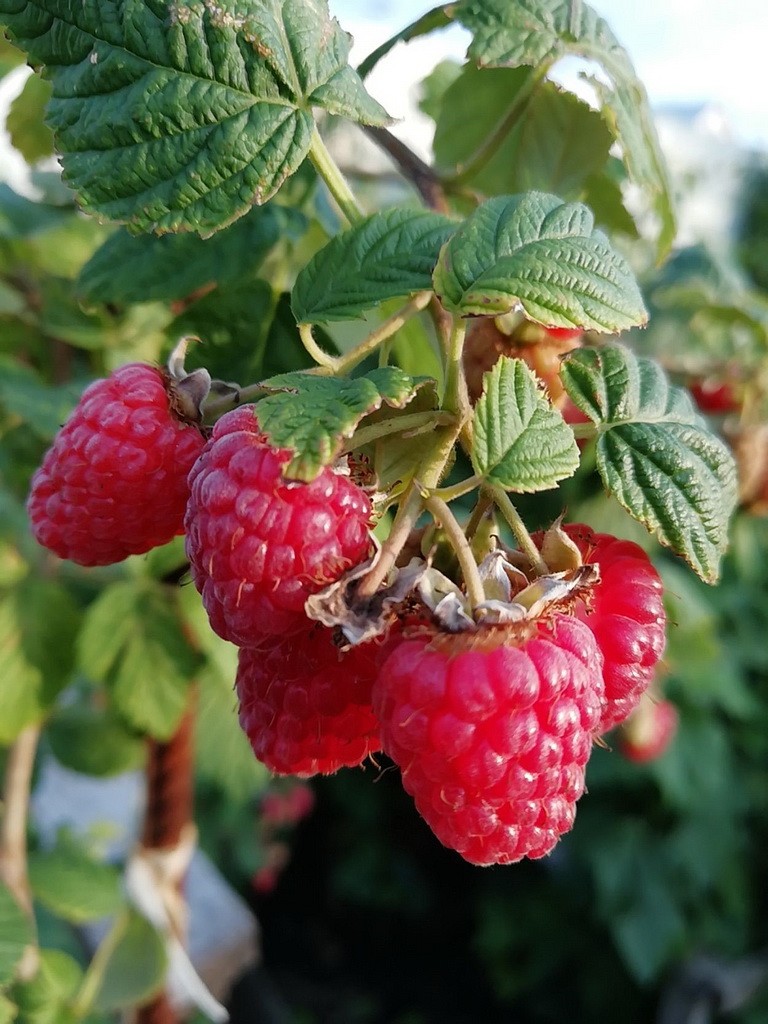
[
  {"left": 27, "top": 363, "right": 206, "bottom": 566},
  {"left": 185, "top": 407, "right": 373, "bottom": 644},
  {"left": 620, "top": 697, "right": 678, "bottom": 763},
  {"left": 553, "top": 524, "right": 666, "bottom": 732},
  {"left": 373, "top": 615, "right": 604, "bottom": 866},
  {"left": 237, "top": 625, "right": 384, "bottom": 777}
]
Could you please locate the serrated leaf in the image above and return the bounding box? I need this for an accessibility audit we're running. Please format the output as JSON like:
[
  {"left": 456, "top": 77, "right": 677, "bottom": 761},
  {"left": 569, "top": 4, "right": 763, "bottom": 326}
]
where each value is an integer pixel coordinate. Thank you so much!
[
  {"left": 0, "top": 0, "right": 390, "bottom": 235},
  {"left": 0, "top": 357, "right": 80, "bottom": 440},
  {"left": 0, "top": 882, "right": 33, "bottom": 987},
  {"left": 28, "top": 845, "right": 123, "bottom": 924},
  {"left": 0, "top": 579, "right": 80, "bottom": 744},
  {"left": 433, "top": 192, "right": 646, "bottom": 330},
  {"left": 454, "top": 0, "right": 675, "bottom": 256},
  {"left": 92, "top": 910, "right": 167, "bottom": 1013},
  {"left": 292, "top": 208, "right": 455, "bottom": 323},
  {"left": 434, "top": 66, "right": 614, "bottom": 200},
  {"left": 357, "top": 5, "right": 451, "bottom": 79},
  {"left": 6, "top": 71, "right": 54, "bottom": 163},
  {"left": 78, "top": 204, "right": 301, "bottom": 305},
  {"left": 472, "top": 357, "right": 579, "bottom": 490},
  {"left": 77, "top": 581, "right": 199, "bottom": 739},
  {"left": 47, "top": 705, "right": 145, "bottom": 778},
  {"left": 561, "top": 345, "right": 738, "bottom": 582},
  {"left": 257, "top": 366, "right": 430, "bottom": 480}
]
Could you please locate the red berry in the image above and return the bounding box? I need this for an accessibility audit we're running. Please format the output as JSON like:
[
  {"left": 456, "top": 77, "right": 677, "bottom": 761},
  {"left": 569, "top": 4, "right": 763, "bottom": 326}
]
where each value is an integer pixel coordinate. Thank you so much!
[
  {"left": 185, "top": 407, "right": 373, "bottom": 644},
  {"left": 237, "top": 624, "right": 385, "bottom": 777},
  {"left": 689, "top": 378, "right": 738, "bottom": 415},
  {"left": 373, "top": 616, "right": 604, "bottom": 866},
  {"left": 27, "top": 363, "right": 206, "bottom": 566},
  {"left": 544, "top": 327, "right": 583, "bottom": 343},
  {"left": 553, "top": 524, "right": 666, "bottom": 732},
  {"left": 620, "top": 697, "right": 678, "bottom": 763}
]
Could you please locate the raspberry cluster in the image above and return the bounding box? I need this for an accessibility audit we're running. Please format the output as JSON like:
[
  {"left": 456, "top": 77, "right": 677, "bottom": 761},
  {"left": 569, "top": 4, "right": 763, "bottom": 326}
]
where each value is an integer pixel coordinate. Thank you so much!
[{"left": 27, "top": 360, "right": 668, "bottom": 867}]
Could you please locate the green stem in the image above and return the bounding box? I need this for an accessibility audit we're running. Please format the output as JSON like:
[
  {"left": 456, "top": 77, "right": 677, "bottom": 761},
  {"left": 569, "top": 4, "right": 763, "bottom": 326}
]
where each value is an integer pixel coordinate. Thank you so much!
[
  {"left": 308, "top": 127, "right": 364, "bottom": 226},
  {"left": 569, "top": 421, "right": 598, "bottom": 441},
  {"left": 442, "top": 317, "right": 469, "bottom": 418},
  {"left": 72, "top": 909, "right": 130, "bottom": 1018},
  {"left": 431, "top": 474, "right": 482, "bottom": 504},
  {"left": 487, "top": 485, "right": 548, "bottom": 576},
  {"left": 424, "top": 494, "right": 486, "bottom": 611},
  {"left": 337, "top": 292, "right": 433, "bottom": 375},
  {"left": 299, "top": 323, "right": 338, "bottom": 371},
  {"left": 298, "top": 292, "right": 433, "bottom": 377},
  {"left": 347, "top": 410, "right": 455, "bottom": 451},
  {"left": 442, "top": 62, "right": 552, "bottom": 187},
  {"left": 464, "top": 492, "right": 493, "bottom": 541}
]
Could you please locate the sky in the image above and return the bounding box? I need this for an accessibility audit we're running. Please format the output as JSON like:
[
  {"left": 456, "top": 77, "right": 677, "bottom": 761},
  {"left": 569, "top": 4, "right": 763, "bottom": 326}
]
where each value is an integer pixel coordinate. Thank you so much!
[{"left": 334, "top": 0, "right": 768, "bottom": 154}]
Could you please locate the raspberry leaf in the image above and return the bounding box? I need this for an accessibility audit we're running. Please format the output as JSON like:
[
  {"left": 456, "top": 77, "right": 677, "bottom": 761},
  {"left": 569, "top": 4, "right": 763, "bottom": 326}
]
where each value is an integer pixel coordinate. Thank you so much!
[
  {"left": 0, "top": 0, "right": 390, "bottom": 235},
  {"left": 90, "top": 910, "right": 168, "bottom": 1014},
  {"left": 77, "top": 581, "right": 200, "bottom": 740},
  {"left": 432, "top": 193, "right": 646, "bottom": 330},
  {"left": 28, "top": 843, "right": 124, "bottom": 923},
  {"left": 292, "top": 208, "right": 456, "bottom": 323},
  {"left": 454, "top": 0, "right": 676, "bottom": 256},
  {"left": 78, "top": 205, "right": 302, "bottom": 304},
  {"left": 472, "top": 356, "right": 579, "bottom": 491},
  {"left": 434, "top": 67, "right": 614, "bottom": 201},
  {"left": 561, "top": 345, "right": 738, "bottom": 582},
  {"left": 257, "top": 367, "right": 433, "bottom": 480}
]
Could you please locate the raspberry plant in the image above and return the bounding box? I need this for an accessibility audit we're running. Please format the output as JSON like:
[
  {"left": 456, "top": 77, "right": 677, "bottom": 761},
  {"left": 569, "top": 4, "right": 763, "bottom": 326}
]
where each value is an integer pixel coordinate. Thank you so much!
[{"left": 0, "top": 0, "right": 744, "bottom": 1019}]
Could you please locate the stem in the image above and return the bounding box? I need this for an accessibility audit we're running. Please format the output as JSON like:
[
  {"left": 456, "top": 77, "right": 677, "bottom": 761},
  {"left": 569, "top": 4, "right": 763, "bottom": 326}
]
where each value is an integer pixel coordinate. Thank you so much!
[
  {"left": 442, "top": 318, "right": 469, "bottom": 419},
  {"left": 464, "top": 492, "right": 493, "bottom": 540},
  {"left": 299, "top": 292, "right": 433, "bottom": 377},
  {"left": 299, "top": 323, "right": 338, "bottom": 371},
  {"left": 487, "top": 485, "right": 548, "bottom": 576},
  {"left": 356, "top": 484, "right": 423, "bottom": 599},
  {"left": 72, "top": 910, "right": 130, "bottom": 1018},
  {"left": 345, "top": 410, "right": 455, "bottom": 451},
  {"left": 431, "top": 474, "right": 482, "bottom": 504},
  {"left": 424, "top": 495, "right": 486, "bottom": 611},
  {"left": 363, "top": 126, "right": 449, "bottom": 212},
  {"left": 569, "top": 421, "right": 598, "bottom": 441},
  {"left": 0, "top": 725, "right": 40, "bottom": 981},
  {"left": 308, "top": 127, "right": 364, "bottom": 226},
  {"left": 443, "top": 62, "right": 552, "bottom": 187},
  {"left": 336, "top": 292, "right": 433, "bottom": 375}
]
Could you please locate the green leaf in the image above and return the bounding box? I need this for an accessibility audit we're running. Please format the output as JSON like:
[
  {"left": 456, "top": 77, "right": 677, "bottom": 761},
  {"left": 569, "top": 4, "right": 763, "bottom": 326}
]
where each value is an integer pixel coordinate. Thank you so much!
[
  {"left": 0, "top": 993, "right": 16, "bottom": 1024},
  {"left": 78, "top": 205, "right": 301, "bottom": 305},
  {"left": 257, "top": 367, "right": 430, "bottom": 480},
  {"left": 0, "top": 185, "right": 72, "bottom": 241},
  {"left": 357, "top": 5, "right": 452, "bottom": 79},
  {"left": 432, "top": 192, "right": 646, "bottom": 330},
  {"left": 454, "top": 0, "right": 676, "bottom": 255},
  {"left": 0, "top": 0, "right": 389, "bottom": 235},
  {"left": 92, "top": 911, "right": 167, "bottom": 1013},
  {"left": 471, "top": 357, "right": 579, "bottom": 491},
  {"left": 561, "top": 345, "right": 738, "bottom": 582},
  {"left": 417, "top": 59, "right": 462, "bottom": 122},
  {"left": 0, "top": 882, "right": 33, "bottom": 987},
  {"left": 0, "top": 580, "right": 81, "bottom": 744},
  {"left": 28, "top": 845, "right": 123, "bottom": 924},
  {"left": 11, "top": 949, "right": 83, "bottom": 1024},
  {"left": 47, "top": 705, "right": 145, "bottom": 778},
  {"left": 292, "top": 208, "right": 455, "bottom": 323},
  {"left": 6, "top": 72, "right": 54, "bottom": 163},
  {"left": 0, "top": 357, "right": 80, "bottom": 440},
  {"left": 434, "top": 66, "right": 614, "bottom": 200},
  {"left": 77, "top": 581, "right": 199, "bottom": 740}
]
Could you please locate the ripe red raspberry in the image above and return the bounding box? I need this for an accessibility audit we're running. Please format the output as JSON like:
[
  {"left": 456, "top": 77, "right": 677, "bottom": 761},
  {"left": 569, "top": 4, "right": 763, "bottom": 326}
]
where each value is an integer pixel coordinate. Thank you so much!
[
  {"left": 373, "top": 615, "right": 604, "bottom": 866},
  {"left": 553, "top": 524, "right": 666, "bottom": 732},
  {"left": 185, "top": 407, "right": 373, "bottom": 644},
  {"left": 620, "top": 697, "right": 678, "bottom": 763},
  {"left": 237, "top": 625, "right": 385, "bottom": 777},
  {"left": 27, "top": 364, "right": 206, "bottom": 566}
]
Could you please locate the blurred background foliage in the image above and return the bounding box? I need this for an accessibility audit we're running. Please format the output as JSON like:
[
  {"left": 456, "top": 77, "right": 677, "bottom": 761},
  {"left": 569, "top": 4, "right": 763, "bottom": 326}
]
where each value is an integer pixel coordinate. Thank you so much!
[{"left": 2, "top": 17, "right": 768, "bottom": 1024}]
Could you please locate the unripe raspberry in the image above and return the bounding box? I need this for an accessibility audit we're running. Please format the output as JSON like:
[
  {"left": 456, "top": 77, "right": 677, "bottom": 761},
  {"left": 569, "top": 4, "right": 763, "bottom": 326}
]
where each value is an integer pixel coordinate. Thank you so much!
[
  {"left": 27, "top": 363, "right": 206, "bottom": 566},
  {"left": 237, "top": 625, "right": 385, "bottom": 777},
  {"left": 550, "top": 524, "right": 666, "bottom": 732},
  {"left": 620, "top": 696, "right": 678, "bottom": 763},
  {"left": 373, "top": 615, "right": 604, "bottom": 866},
  {"left": 185, "top": 407, "right": 373, "bottom": 645}
]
